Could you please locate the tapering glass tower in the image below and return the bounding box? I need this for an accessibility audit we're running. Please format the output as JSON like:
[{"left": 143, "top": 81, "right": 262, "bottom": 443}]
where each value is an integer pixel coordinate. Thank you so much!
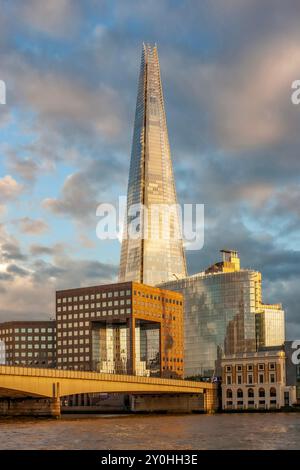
[{"left": 119, "top": 44, "right": 187, "bottom": 285}]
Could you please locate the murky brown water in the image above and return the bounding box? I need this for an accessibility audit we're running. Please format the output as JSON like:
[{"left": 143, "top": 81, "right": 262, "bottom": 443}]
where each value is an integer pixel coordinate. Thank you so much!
[{"left": 0, "top": 413, "right": 299, "bottom": 450}]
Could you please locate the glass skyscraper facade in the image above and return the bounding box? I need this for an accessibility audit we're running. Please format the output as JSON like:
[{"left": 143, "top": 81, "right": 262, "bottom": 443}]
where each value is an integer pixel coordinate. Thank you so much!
[
  {"left": 162, "top": 250, "right": 285, "bottom": 378},
  {"left": 119, "top": 43, "right": 187, "bottom": 286},
  {"left": 163, "top": 268, "right": 261, "bottom": 377}
]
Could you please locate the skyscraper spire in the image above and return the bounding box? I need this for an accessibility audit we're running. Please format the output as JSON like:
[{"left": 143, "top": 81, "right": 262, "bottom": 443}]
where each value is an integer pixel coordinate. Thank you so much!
[{"left": 119, "top": 44, "right": 187, "bottom": 285}]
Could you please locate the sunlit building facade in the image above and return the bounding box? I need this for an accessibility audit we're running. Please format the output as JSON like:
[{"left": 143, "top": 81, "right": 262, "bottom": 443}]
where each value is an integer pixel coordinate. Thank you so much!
[
  {"left": 255, "top": 304, "right": 285, "bottom": 348},
  {"left": 56, "top": 281, "right": 184, "bottom": 378},
  {"left": 221, "top": 350, "right": 296, "bottom": 410},
  {"left": 0, "top": 321, "right": 56, "bottom": 368},
  {"left": 119, "top": 43, "right": 187, "bottom": 286}
]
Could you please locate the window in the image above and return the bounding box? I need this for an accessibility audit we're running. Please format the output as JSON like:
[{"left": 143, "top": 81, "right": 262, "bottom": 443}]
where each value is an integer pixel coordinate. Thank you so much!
[
  {"left": 248, "top": 374, "right": 253, "bottom": 385},
  {"left": 225, "top": 365, "right": 232, "bottom": 373},
  {"left": 226, "top": 389, "right": 232, "bottom": 398},
  {"left": 270, "top": 387, "right": 277, "bottom": 397},
  {"left": 236, "top": 365, "right": 242, "bottom": 372},
  {"left": 248, "top": 388, "right": 254, "bottom": 398},
  {"left": 237, "top": 375, "right": 242, "bottom": 385},
  {"left": 226, "top": 375, "right": 232, "bottom": 385},
  {"left": 269, "top": 363, "right": 276, "bottom": 370},
  {"left": 237, "top": 389, "right": 243, "bottom": 398},
  {"left": 270, "top": 373, "right": 275, "bottom": 383},
  {"left": 259, "top": 374, "right": 264, "bottom": 384},
  {"left": 247, "top": 364, "right": 253, "bottom": 371},
  {"left": 259, "top": 388, "right": 265, "bottom": 398},
  {"left": 258, "top": 363, "right": 264, "bottom": 371}
]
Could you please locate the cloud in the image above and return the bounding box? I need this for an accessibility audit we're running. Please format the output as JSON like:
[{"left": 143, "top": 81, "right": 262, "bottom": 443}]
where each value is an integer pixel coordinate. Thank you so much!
[
  {"left": 29, "top": 243, "right": 65, "bottom": 257},
  {"left": 42, "top": 156, "right": 125, "bottom": 223},
  {"left": 15, "top": 68, "right": 124, "bottom": 140},
  {"left": 7, "top": 155, "right": 41, "bottom": 182},
  {"left": 42, "top": 172, "right": 99, "bottom": 222},
  {"left": 6, "top": 263, "right": 30, "bottom": 277},
  {"left": 20, "top": 0, "right": 80, "bottom": 38},
  {"left": 0, "top": 254, "right": 118, "bottom": 322},
  {"left": 15, "top": 217, "right": 49, "bottom": 235},
  {"left": 0, "top": 175, "right": 23, "bottom": 201}
]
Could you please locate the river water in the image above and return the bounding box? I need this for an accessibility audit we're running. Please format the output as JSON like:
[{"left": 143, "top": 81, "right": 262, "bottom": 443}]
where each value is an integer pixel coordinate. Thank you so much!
[{"left": 0, "top": 413, "right": 299, "bottom": 450}]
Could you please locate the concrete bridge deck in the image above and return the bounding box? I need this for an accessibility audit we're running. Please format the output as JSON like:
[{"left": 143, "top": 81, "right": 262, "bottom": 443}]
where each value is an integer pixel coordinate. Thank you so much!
[{"left": 0, "top": 366, "right": 218, "bottom": 416}]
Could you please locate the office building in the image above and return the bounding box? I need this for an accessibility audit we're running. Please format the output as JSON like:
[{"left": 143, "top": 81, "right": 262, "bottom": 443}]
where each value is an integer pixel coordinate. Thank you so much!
[
  {"left": 56, "top": 281, "right": 184, "bottom": 378},
  {"left": 119, "top": 43, "right": 187, "bottom": 286},
  {"left": 221, "top": 350, "right": 296, "bottom": 410},
  {"left": 162, "top": 250, "right": 285, "bottom": 378},
  {"left": 0, "top": 321, "right": 56, "bottom": 368},
  {"left": 255, "top": 304, "right": 285, "bottom": 348}
]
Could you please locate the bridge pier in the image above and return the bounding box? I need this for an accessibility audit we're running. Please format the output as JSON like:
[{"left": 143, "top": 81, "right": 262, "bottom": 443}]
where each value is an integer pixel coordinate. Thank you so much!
[
  {"left": 203, "top": 387, "right": 219, "bottom": 414},
  {"left": 129, "top": 388, "right": 219, "bottom": 414},
  {"left": 0, "top": 397, "right": 61, "bottom": 418},
  {"left": 129, "top": 393, "right": 205, "bottom": 413}
]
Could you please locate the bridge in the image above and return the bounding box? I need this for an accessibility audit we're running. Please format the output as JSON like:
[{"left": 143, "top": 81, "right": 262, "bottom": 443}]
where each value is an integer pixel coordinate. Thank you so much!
[{"left": 0, "top": 366, "right": 218, "bottom": 416}]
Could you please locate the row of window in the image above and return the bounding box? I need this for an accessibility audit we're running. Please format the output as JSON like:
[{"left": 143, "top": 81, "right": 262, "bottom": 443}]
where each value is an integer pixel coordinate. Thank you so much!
[
  {"left": 6, "top": 336, "right": 54, "bottom": 342},
  {"left": 57, "top": 290, "right": 131, "bottom": 303},
  {"left": 57, "top": 356, "right": 89, "bottom": 363},
  {"left": 6, "top": 360, "right": 55, "bottom": 366},
  {"left": 11, "top": 344, "right": 53, "bottom": 350},
  {"left": 57, "top": 299, "right": 132, "bottom": 312},
  {"left": 226, "top": 372, "right": 277, "bottom": 385},
  {"left": 0, "top": 327, "right": 54, "bottom": 334},
  {"left": 13, "top": 351, "right": 54, "bottom": 357},
  {"left": 226, "top": 387, "right": 277, "bottom": 398},
  {"left": 57, "top": 348, "right": 90, "bottom": 354},
  {"left": 134, "top": 291, "right": 182, "bottom": 305},
  {"left": 57, "top": 309, "right": 132, "bottom": 320},
  {"left": 226, "top": 400, "right": 277, "bottom": 407},
  {"left": 57, "top": 330, "right": 90, "bottom": 338},
  {"left": 57, "top": 339, "right": 88, "bottom": 346},
  {"left": 225, "top": 363, "right": 276, "bottom": 372}
]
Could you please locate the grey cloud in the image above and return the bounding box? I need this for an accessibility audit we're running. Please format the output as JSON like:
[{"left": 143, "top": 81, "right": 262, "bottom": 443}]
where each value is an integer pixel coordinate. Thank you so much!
[
  {"left": 0, "top": 272, "right": 13, "bottom": 281},
  {"left": 29, "top": 243, "right": 65, "bottom": 257},
  {"left": 15, "top": 217, "right": 49, "bottom": 235},
  {"left": 7, "top": 155, "right": 41, "bottom": 182},
  {"left": 42, "top": 156, "right": 126, "bottom": 223},
  {"left": 6, "top": 264, "right": 30, "bottom": 277},
  {"left": 1, "top": 242, "right": 27, "bottom": 262}
]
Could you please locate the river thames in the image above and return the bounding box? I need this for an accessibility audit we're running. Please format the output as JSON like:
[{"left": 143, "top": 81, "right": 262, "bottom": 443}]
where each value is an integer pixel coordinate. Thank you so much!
[{"left": 0, "top": 413, "right": 299, "bottom": 450}]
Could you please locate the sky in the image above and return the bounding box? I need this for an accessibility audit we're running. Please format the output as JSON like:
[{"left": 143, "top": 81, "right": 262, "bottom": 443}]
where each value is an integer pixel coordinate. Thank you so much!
[{"left": 0, "top": 0, "right": 299, "bottom": 338}]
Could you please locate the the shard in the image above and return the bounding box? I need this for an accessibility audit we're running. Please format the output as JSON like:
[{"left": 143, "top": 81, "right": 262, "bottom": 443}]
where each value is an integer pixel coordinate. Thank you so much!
[{"left": 119, "top": 44, "right": 187, "bottom": 286}]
